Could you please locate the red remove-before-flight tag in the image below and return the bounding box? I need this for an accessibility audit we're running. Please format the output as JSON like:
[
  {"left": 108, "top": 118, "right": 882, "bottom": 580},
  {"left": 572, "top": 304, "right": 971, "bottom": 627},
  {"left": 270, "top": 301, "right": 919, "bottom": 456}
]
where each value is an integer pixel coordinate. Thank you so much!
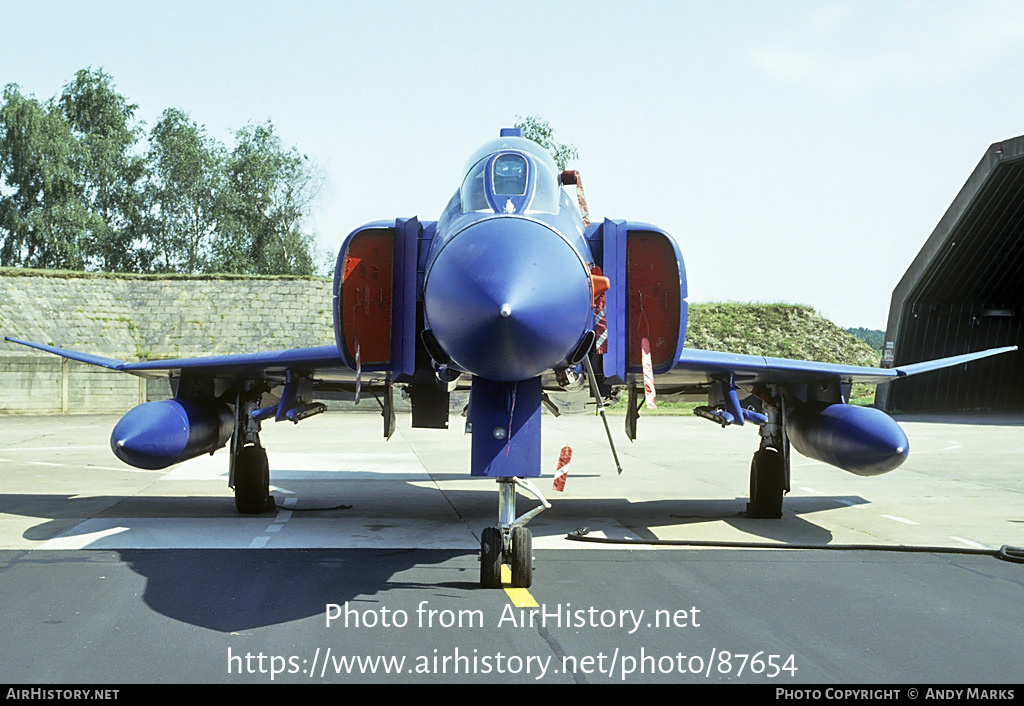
[
  {"left": 642, "top": 337, "right": 657, "bottom": 410},
  {"left": 552, "top": 446, "right": 572, "bottom": 492},
  {"left": 354, "top": 336, "right": 362, "bottom": 405}
]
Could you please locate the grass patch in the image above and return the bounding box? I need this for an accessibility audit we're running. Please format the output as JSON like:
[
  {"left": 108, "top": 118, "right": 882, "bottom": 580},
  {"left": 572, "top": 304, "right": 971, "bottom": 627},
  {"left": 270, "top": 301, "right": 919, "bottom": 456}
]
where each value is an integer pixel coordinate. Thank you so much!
[
  {"left": 607, "top": 398, "right": 702, "bottom": 416},
  {"left": 0, "top": 266, "right": 329, "bottom": 282},
  {"left": 608, "top": 302, "right": 882, "bottom": 413}
]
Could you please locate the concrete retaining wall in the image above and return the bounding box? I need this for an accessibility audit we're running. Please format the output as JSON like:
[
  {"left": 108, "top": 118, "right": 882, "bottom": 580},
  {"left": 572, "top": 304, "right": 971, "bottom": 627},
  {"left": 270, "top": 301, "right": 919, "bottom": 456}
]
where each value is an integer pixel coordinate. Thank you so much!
[
  {"left": 1, "top": 270, "right": 334, "bottom": 414},
  {"left": 0, "top": 354, "right": 173, "bottom": 413}
]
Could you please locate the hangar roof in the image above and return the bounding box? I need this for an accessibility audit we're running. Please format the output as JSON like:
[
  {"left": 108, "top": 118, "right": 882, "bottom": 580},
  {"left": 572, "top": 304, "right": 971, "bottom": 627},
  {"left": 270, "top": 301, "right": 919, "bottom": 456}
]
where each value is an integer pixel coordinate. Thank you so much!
[
  {"left": 879, "top": 135, "right": 1024, "bottom": 411},
  {"left": 890, "top": 135, "right": 1024, "bottom": 308}
]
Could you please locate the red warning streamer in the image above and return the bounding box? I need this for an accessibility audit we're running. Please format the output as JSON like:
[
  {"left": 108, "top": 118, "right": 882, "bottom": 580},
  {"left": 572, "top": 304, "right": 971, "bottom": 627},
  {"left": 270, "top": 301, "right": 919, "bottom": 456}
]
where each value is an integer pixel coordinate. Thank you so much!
[
  {"left": 552, "top": 446, "right": 573, "bottom": 492},
  {"left": 354, "top": 336, "right": 362, "bottom": 405},
  {"left": 641, "top": 337, "right": 657, "bottom": 410},
  {"left": 591, "top": 264, "right": 608, "bottom": 355}
]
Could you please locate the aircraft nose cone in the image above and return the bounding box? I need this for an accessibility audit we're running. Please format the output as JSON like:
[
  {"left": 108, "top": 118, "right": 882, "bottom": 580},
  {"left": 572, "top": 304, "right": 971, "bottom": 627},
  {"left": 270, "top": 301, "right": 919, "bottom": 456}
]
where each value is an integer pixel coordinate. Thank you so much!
[{"left": 423, "top": 217, "right": 593, "bottom": 381}]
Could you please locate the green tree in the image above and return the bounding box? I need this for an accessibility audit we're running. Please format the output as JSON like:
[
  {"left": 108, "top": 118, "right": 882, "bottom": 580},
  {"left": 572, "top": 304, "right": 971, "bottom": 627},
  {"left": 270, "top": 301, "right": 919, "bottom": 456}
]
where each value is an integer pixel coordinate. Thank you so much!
[
  {"left": 146, "top": 108, "right": 224, "bottom": 273},
  {"left": 846, "top": 327, "right": 884, "bottom": 352},
  {"left": 514, "top": 115, "right": 578, "bottom": 170},
  {"left": 0, "top": 84, "right": 92, "bottom": 269},
  {"left": 58, "top": 68, "right": 148, "bottom": 271},
  {"left": 214, "top": 121, "right": 322, "bottom": 275},
  {"left": 1, "top": 68, "right": 325, "bottom": 276}
]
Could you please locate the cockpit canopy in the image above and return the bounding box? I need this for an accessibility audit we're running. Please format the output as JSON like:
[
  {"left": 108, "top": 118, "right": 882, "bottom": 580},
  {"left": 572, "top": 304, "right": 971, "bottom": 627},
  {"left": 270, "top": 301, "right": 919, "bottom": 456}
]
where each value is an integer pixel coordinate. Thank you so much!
[
  {"left": 460, "top": 135, "right": 560, "bottom": 215},
  {"left": 492, "top": 154, "right": 528, "bottom": 196}
]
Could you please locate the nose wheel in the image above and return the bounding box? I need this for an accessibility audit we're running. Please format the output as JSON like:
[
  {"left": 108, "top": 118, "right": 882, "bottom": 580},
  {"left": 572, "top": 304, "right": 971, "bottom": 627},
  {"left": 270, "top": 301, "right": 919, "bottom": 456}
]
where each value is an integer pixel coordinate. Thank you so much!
[
  {"left": 509, "top": 526, "right": 532, "bottom": 587},
  {"left": 480, "top": 527, "right": 504, "bottom": 588},
  {"left": 480, "top": 478, "right": 549, "bottom": 589}
]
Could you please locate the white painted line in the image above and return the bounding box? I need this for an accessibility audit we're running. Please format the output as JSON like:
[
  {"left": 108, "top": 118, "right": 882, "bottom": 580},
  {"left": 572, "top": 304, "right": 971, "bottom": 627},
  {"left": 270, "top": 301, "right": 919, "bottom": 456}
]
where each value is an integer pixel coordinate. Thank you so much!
[
  {"left": 267, "top": 451, "right": 430, "bottom": 472},
  {"left": 799, "top": 487, "right": 822, "bottom": 495},
  {"left": 0, "top": 445, "right": 108, "bottom": 452},
  {"left": 36, "top": 526, "right": 131, "bottom": 550},
  {"left": 951, "top": 536, "right": 992, "bottom": 550},
  {"left": 85, "top": 465, "right": 152, "bottom": 473},
  {"left": 274, "top": 510, "right": 292, "bottom": 523},
  {"left": 881, "top": 514, "right": 919, "bottom": 526},
  {"left": 533, "top": 523, "right": 649, "bottom": 550},
  {"left": 0, "top": 457, "right": 154, "bottom": 473},
  {"left": 157, "top": 450, "right": 433, "bottom": 482},
  {"left": 265, "top": 525, "right": 283, "bottom": 533},
  {"left": 20, "top": 518, "right": 480, "bottom": 550},
  {"left": 158, "top": 463, "right": 227, "bottom": 481},
  {"left": 914, "top": 442, "right": 963, "bottom": 457}
]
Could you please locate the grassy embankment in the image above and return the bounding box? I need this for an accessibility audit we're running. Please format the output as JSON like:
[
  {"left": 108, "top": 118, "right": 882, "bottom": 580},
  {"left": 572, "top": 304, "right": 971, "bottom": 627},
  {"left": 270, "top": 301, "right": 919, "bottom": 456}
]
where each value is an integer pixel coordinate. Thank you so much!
[{"left": 610, "top": 302, "right": 881, "bottom": 415}]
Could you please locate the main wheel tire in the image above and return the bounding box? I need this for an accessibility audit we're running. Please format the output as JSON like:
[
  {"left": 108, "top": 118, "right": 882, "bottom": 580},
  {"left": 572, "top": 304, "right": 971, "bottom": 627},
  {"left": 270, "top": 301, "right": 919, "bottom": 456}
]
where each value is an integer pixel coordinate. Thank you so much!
[
  {"left": 234, "top": 444, "right": 272, "bottom": 514},
  {"left": 510, "top": 526, "right": 533, "bottom": 588},
  {"left": 480, "top": 527, "right": 503, "bottom": 588},
  {"left": 747, "top": 447, "right": 785, "bottom": 519}
]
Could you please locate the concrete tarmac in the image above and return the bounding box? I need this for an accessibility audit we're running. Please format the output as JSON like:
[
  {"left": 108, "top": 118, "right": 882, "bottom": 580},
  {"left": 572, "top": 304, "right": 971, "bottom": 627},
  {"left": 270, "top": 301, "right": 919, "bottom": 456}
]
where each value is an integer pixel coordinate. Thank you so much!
[{"left": 0, "top": 411, "right": 1022, "bottom": 684}]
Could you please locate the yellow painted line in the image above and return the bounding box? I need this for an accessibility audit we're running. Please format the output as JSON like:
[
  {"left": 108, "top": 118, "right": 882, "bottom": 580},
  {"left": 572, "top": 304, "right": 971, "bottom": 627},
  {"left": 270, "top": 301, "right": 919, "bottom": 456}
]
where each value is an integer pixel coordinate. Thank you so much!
[{"left": 501, "top": 565, "right": 539, "bottom": 607}]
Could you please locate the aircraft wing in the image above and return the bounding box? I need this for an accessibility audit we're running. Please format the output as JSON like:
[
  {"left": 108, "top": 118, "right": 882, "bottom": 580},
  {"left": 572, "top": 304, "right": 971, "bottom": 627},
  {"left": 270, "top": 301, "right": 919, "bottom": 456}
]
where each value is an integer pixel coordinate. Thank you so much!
[
  {"left": 654, "top": 345, "right": 1018, "bottom": 391},
  {"left": 3, "top": 337, "right": 364, "bottom": 386}
]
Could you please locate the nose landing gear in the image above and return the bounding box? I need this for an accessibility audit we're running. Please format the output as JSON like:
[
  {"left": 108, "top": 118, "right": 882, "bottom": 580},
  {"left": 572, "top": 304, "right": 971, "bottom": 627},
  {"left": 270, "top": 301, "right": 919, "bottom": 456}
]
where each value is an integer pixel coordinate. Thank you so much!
[{"left": 480, "top": 477, "right": 550, "bottom": 589}]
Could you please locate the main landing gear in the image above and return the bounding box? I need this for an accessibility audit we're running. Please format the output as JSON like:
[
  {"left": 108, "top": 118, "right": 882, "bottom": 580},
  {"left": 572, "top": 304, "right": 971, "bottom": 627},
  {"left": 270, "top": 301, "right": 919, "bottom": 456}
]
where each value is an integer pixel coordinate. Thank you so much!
[
  {"left": 694, "top": 382, "right": 791, "bottom": 518},
  {"left": 747, "top": 447, "right": 785, "bottom": 518},
  {"left": 228, "top": 374, "right": 328, "bottom": 514},
  {"left": 746, "top": 393, "right": 789, "bottom": 519},
  {"left": 480, "top": 478, "right": 550, "bottom": 589},
  {"left": 230, "top": 383, "right": 275, "bottom": 514},
  {"left": 234, "top": 443, "right": 274, "bottom": 514}
]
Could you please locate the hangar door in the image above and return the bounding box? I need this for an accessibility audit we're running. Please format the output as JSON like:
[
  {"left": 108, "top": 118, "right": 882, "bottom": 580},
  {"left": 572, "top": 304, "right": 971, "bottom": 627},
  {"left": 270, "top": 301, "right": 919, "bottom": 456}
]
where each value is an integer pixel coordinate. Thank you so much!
[{"left": 880, "top": 137, "right": 1024, "bottom": 412}]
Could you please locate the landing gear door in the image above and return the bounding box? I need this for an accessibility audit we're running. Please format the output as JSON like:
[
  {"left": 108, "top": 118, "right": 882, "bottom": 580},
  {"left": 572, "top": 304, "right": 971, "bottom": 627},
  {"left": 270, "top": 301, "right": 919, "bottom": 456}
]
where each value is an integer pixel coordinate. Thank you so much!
[
  {"left": 594, "top": 219, "right": 687, "bottom": 385},
  {"left": 333, "top": 217, "right": 421, "bottom": 379}
]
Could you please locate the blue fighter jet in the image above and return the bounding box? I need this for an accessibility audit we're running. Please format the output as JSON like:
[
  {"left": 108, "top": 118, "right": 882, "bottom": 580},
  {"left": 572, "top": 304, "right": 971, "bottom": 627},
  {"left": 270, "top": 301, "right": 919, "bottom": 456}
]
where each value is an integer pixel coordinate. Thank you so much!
[{"left": 7, "top": 128, "right": 1016, "bottom": 588}]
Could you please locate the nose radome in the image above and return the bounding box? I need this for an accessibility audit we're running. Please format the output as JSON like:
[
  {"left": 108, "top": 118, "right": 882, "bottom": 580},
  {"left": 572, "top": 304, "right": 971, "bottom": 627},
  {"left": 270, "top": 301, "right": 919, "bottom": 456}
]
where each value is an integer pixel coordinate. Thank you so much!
[{"left": 423, "top": 218, "right": 593, "bottom": 381}]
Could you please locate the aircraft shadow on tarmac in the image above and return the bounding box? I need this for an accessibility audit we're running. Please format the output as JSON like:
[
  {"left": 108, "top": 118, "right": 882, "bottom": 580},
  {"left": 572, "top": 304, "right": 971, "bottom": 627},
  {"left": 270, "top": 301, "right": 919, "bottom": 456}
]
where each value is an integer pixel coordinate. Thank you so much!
[
  {"left": 119, "top": 548, "right": 476, "bottom": 633},
  {"left": 2, "top": 492, "right": 479, "bottom": 632},
  {"left": 0, "top": 487, "right": 877, "bottom": 632},
  {"left": 401, "top": 489, "right": 852, "bottom": 545},
  {"left": 4, "top": 490, "right": 862, "bottom": 545}
]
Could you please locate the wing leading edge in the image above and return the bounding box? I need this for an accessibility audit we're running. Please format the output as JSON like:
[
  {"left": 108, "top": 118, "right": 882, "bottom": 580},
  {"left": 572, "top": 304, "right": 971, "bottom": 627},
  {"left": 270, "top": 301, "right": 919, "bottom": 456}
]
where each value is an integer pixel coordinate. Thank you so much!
[
  {"left": 656, "top": 345, "right": 1018, "bottom": 389},
  {"left": 634, "top": 344, "right": 1018, "bottom": 505},
  {"left": 4, "top": 337, "right": 354, "bottom": 383},
  {"left": 4, "top": 335, "right": 383, "bottom": 480}
]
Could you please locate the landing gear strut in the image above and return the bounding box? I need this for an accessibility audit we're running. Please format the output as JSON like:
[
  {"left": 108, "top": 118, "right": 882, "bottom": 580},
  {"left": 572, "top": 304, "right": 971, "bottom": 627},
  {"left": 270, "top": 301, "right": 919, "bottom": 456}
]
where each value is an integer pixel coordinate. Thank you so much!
[
  {"left": 746, "top": 390, "right": 789, "bottom": 518},
  {"left": 747, "top": 447, "right": 785, "bottom": 518},
  {"left": 234, "top": 444, "right": 273, "bottom": 514},
  {"left": 480, "top": 478, "right": 549, "bottom": 588},
  {"left": 230, "top": 383, "right": 275, "bottom": 514}
]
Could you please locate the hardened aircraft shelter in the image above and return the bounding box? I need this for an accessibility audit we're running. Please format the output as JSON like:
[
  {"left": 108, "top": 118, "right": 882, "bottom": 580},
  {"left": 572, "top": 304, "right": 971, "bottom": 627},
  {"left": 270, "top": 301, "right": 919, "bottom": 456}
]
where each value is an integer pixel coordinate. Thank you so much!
[{"left": 878, "top": 135, "right": 1024, "bottom": 412}]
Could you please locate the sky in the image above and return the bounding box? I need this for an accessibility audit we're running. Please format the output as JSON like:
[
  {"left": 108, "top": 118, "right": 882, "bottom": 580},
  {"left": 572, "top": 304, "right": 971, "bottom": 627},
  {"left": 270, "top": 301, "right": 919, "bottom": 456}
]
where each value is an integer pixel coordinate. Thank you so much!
[{"left": 3, "top": 0, "right": 1024, "bottom": 329}]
